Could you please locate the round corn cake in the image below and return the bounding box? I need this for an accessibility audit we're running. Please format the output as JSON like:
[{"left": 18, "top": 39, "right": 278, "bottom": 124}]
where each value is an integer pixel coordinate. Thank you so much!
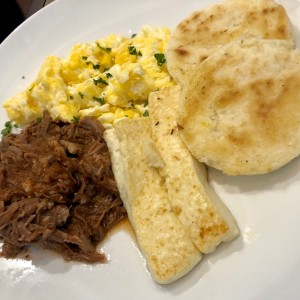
[
  {"left": 166, "top": 0, "right": 294, "bottom": 85},
  {"left": 178, "top": 38, "right": 300, "bottom": 175}
]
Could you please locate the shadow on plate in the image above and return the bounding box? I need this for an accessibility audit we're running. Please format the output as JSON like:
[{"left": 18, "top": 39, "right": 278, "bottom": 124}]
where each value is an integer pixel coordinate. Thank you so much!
[
  {"left": 28, "top": 244, "right": 73, "bottom": 274},
  {"left": 161, "top": 235, "right": 244, "bottom": 295},
  {"left": 208, "top": 155, "right": 300, "bottom": 195}
]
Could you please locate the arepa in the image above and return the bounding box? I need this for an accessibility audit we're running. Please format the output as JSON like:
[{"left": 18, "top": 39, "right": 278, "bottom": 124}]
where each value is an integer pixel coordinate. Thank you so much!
[
  {"left": 148, "top": 86, "right": 239, "bottom": 253},
  {"left": 178, "top": 38, "right": 300, "bottom": 175},
  {"left": 166, "top": 0, "right": 294, "bottom": 84},
  {"left": 104, "top": 118, "right": 201, "bottom": 284}
]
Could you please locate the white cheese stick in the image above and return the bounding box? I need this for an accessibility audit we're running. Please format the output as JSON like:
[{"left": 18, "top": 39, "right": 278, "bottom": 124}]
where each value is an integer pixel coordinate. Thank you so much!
[
  {"left": 104, "top": 117, "right": 201, "bottom": 284},
  {"left": 148, "top": 86, "right": 239, "bottom": 253}
]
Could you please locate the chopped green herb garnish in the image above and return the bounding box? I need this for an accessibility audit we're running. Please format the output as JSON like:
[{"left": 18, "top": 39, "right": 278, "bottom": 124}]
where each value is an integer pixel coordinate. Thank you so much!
[
  {"left": 71, "top": 116, "right": 80, "bottom": 123},
  {"left": 78, "top": 92, "right": 84, "bottom": 99},
  {"left": 128, "top": 46, "right": 142, "bottom": 56},
  {"left": 154, "top": 53, "right": 166, "bottom": 66},
  {"left": 143, "top": 101, "right": 148, "bottom": 107},
  {"left": 93, "top": 77, "right": 108, "bottom": 86},
  {"left": 93, "top": 96, "right": 105, "bottom": 105},
  {"left": 70, "top": 95, "right": 74, "bottom": 100},
  {"left": 1, "top": 121, "right": 19, "bottom": 136},
  {"left": 36, "top": 117, "right": 42, "bottom": 123},
  {"left": 82, "top": 56, "right": 88, "bottom": 60},
  {"left": 143, "top": 110, "right": 149, "bottom": 117},
  {"left": 131, "top": 33, "right": 137, "bottom": 38},
  {"left": 104, "top": 67, "right": 110, "bottom": 72},
  {"left": 105, "top": 72, "right": 113, "bottom": 78},
  {"left": 1, "top": 121, "right": 20, "bottom": 136},
  {"left": 97, "top": 43, "right": 112, "bottom": 53},
  {"left": 93, "top": 63, "right": 100, "bottom": 70},
  {"left": 1, "top": 121, "right": 13, "bottom": 136}
]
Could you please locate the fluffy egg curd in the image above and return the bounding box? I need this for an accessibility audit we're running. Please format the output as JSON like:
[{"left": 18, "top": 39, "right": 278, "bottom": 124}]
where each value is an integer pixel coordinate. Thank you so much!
[{"left": 3, "top": 26, "right": 175, "bottom": 128}]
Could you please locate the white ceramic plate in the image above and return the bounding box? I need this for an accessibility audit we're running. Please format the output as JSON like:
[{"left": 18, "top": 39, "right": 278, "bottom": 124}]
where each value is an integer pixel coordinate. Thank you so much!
[{"left": 1, "top": 0, "right": 300, "bottom": 299}]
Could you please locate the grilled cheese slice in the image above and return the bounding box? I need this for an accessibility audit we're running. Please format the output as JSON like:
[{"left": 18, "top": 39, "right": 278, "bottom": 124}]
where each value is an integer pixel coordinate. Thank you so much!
[
  {"left": 148, "top": 86, "right": 239, "bottom": 253},
  {"left": 104, "top": 117, "right": 201, "bottom": 284}
]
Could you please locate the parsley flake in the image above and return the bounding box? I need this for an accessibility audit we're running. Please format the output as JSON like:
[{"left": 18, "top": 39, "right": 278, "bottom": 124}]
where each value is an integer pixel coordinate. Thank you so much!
[
  {"left": 93, "top": 63, "right": 101, "bottom": 70},
  {"left": 128, "top": 46, "right": 142, "bottom": 56},
  {"left": 105, "top": 72, "right": 113, "bottom": 78},
  {"left": 131, "top": 33, "right": 137, "bottom": 38},
  {"left": 93, "top": 96, "right": 106, "bottom": 105},
  {"left": 1, "top": 121, "right": 13, "bottom": 136},
  {"left": 82, "top": 56, "right": 88, "bottom": 60},
  {"left": 78, "top": 92, "right": 84, "bottom": 99},
  {"left": 154, "top": 53, "right": 166, "bottom": 66},
  {"left": 93, "top": 77, "right": 108, "bottom": 86},
  {"left": 1, "top": 121, "right": 19, "bottom": 136},
  {"left": 97, "top": 43, "right": 112, "bottom": 53},
  {"left": 71, "top": 116, "right": 80, "bottom": 123},
  {"left": 143, "top": 110, "right": 149, "bottom": 117}
]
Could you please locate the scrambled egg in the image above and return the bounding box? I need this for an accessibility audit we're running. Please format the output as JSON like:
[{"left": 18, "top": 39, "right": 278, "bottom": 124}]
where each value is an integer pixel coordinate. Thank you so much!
[{"left": 3, "top": 26, "right": 175, "bottom": 128}]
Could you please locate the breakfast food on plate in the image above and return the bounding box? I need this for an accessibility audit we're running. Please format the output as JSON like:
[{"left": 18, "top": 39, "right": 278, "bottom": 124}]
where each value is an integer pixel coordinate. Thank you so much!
[
  {"left": 3, "top": 26, "right": 174, "bottom": 128},
  {"left": 148, "top": 86, "right": 239, "bottom": 253},
  {"left": 166, "top": 0, "right": 294, "bottom": 84},
  {"left": 0, "top": 111, "right": 126, "bottom": 262},
  {"left": 3, "top": 0, "right": 298, "bottom": 284},
  {"left": 178, "top": 38, "right": 300, "bottom": 175},
  {"left": 104, "top": 118, "right": 202, "bottom": 284}
]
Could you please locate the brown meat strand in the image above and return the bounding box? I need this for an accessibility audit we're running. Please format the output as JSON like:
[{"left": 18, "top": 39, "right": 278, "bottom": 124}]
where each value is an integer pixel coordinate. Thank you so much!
[{"left": 0, "top": 111, "right": 126, "bottom": 263}]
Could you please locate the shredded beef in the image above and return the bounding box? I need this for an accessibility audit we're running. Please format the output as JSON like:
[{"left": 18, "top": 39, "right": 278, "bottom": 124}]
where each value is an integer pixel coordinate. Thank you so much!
[{"left": 0, "top": 111, "right": 126, "bottom": 263}]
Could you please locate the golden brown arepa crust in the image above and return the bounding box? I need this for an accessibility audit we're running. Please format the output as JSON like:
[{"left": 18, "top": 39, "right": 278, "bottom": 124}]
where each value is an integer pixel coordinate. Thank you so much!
[
  {"left": 166, "top": 0, "right": 294, "bottom": 84},
  {"left": 178, "top": 38, "right": 300, "bottom": 175}
]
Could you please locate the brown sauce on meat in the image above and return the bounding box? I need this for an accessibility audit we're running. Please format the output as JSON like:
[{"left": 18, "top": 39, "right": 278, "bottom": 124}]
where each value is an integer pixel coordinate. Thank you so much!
[
  {"left": 0, "top": 111, "right": 127, "bottom": 263},
  {"left": 104, "top": 218, "right": 135, "bottom": 242}
]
